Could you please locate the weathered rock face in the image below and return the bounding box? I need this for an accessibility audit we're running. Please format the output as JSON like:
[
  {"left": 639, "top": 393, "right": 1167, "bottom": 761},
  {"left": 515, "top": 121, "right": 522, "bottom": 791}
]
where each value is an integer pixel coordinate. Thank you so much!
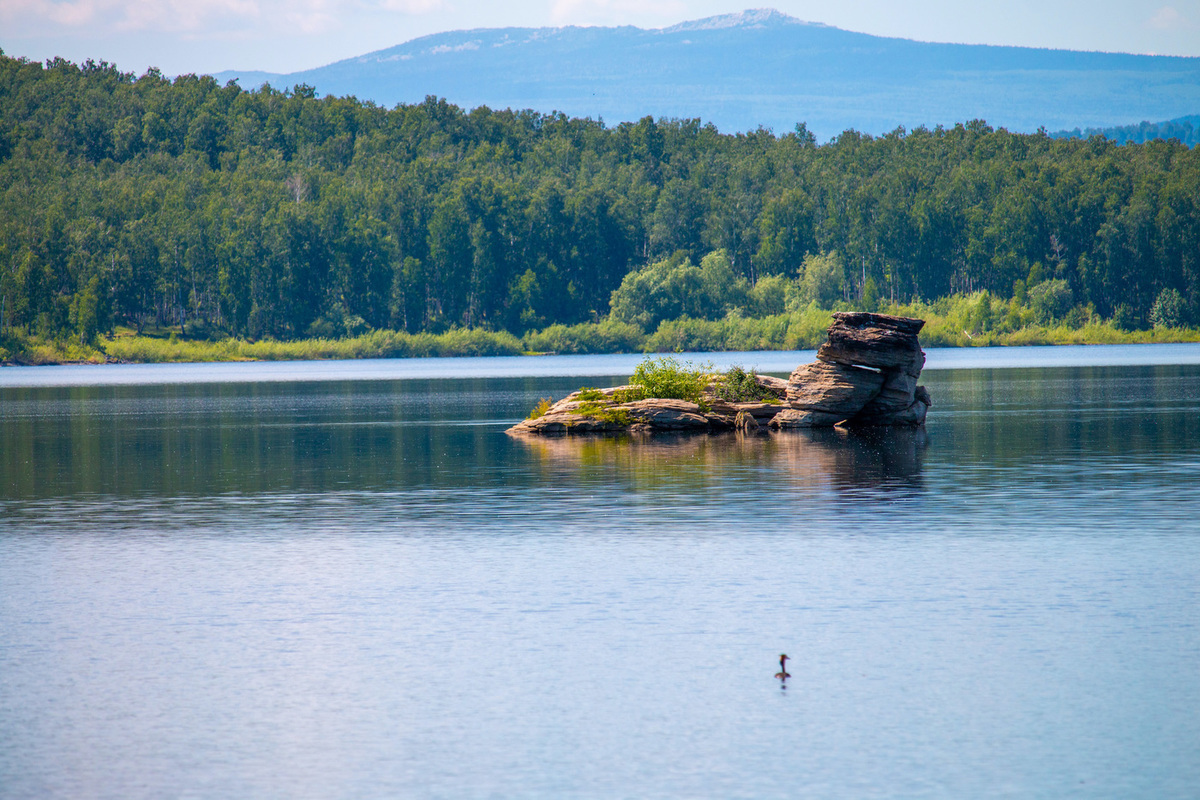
[
  {"left": 508, "top": 395, "right": 741, "bottom": 436},
  {"left": 851, "top": 379, "right": 929, "bottom": 427},
  {"left": 785, "top": 361, "right": 885, "bottom": 415},
  {"left": 618, "top": 398, "right": 711, "bottom": 430},
  {"left": 769, "top": 408, "right": 849, "bottom": 429},
  {"left": 707, "top": 400, "right": 786, "bottom": 421},
  {"left": 771, "top": 311, "right": 931, "bottom": 430},
  {"left": 509, "top": 312, "right": 931, "bottom": 436},
  {"left": 817, "top": 312, "right": 926, "bottom": 376}
]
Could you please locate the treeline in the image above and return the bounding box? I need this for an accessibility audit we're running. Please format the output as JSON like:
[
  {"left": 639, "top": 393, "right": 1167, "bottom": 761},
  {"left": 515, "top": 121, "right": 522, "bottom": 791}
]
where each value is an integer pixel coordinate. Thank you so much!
[
  {"left": 1, "top": 53, "right": 1198, "bottom": 351},
  {"left": 1053, "top": 115, "right": 1200, "bottom": 148}
]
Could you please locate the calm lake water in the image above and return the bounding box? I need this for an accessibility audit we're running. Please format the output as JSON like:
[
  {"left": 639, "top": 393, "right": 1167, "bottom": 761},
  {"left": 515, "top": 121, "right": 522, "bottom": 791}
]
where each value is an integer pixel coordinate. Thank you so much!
[{"left": 2, "top": 345, "right": 1199, "bottom": 799}]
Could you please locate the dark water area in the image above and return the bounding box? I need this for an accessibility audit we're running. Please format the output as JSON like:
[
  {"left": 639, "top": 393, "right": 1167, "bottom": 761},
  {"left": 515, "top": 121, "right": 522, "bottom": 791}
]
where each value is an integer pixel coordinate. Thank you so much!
[{"left": 2, "top": 352, "right": 1199, "bottom": 798}]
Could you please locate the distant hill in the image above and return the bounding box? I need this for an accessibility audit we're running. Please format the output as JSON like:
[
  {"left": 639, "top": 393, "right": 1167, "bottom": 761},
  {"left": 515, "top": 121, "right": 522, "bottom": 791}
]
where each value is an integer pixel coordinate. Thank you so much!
[
  {"left": 1052, "top": 114, "right": 1200, "bottom": 147},
  {"left": 213, "top": 8, "right": 1200, "bottom": 140}
]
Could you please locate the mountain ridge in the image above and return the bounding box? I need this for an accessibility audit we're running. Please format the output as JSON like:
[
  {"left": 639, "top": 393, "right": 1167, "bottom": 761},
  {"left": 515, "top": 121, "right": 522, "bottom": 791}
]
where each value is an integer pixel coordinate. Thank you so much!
[{"left": 213, "top": 8, "right": 1200, "bottom": 140}]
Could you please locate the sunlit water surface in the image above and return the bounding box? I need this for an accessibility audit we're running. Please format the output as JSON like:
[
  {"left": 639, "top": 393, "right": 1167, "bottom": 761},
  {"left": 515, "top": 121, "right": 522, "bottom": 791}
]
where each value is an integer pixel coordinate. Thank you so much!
[{"left": 2, "top": 346, "right": 1199, "bottom": 799}]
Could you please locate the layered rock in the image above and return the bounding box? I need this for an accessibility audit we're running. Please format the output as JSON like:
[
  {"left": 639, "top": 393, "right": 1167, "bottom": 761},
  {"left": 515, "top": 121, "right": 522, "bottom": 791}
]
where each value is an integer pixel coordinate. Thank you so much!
[
  {"left": 508, "top": 374, "right": 787, "bottom": 436},
  {"left": 770, "top": 312, "right": 931, "bottom": 429},
  {"left": 817, "top": 312, "right": 927, "bottom": 376},
  {"left": 509, "top": 313, "right": 931, "bottom": 436},
  {"left": 785, "top": 361, "right": 884, "bottom": 416}
]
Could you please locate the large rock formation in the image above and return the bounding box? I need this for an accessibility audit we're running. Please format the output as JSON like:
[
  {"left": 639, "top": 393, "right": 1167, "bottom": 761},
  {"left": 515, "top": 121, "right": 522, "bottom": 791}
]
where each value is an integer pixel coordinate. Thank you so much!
[
  {"left": 507, "top": 312, "right": 930, "bottom": 436},
  {"left": 772, "top": 312, "right": 931, "bottom": 429}
]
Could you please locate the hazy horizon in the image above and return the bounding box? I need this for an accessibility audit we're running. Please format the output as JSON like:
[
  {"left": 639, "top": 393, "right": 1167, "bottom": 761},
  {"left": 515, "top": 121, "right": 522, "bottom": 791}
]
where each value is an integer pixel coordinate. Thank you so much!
[{"left": 3, "top": 2, "right": 1197, "bottom": 77}]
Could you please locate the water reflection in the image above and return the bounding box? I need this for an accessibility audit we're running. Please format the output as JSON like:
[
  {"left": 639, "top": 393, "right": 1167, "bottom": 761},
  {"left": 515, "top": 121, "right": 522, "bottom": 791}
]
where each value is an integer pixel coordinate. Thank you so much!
[{"left": 510, "top": 426, "right": 927, "bottom": 497}]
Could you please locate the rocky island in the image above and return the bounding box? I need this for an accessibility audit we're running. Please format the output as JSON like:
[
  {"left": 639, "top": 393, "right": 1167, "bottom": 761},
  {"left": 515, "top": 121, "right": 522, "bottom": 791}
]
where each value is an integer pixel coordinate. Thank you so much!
[{"left": 508, "top": 312, "right": 931, "bottom": 436}]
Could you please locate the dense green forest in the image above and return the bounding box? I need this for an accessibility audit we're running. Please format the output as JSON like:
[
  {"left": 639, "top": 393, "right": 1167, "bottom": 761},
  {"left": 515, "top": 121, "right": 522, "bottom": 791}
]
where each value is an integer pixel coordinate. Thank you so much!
[{"left": 1, "top": 53, "right": 1198, "bottom": 362}]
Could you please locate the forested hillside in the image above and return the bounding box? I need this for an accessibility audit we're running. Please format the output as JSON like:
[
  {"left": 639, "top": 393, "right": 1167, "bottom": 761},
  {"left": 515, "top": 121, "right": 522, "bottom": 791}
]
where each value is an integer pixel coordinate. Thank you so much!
[
  {"left": 214, "top": 9, "right": 1200, "bottom": 141},
  {"left": 1, "top": 54, "right": 1198, "bottom": 357},
  {"left": 1053, "top": 115, "right": 1200, "bottom": 148}
]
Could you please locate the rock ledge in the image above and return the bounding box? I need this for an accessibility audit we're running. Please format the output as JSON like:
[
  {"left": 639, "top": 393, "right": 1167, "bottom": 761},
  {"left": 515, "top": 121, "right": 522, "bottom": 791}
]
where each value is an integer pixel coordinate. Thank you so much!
[{"left": 508, "top": 313, "right": 931, "bottom": 436}]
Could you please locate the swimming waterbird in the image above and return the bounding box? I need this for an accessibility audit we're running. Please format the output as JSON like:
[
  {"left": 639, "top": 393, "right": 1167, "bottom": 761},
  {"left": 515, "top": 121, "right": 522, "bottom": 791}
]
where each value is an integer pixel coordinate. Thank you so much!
[{"left": 775, "top": 653, "right": 790, "bottom": 679}]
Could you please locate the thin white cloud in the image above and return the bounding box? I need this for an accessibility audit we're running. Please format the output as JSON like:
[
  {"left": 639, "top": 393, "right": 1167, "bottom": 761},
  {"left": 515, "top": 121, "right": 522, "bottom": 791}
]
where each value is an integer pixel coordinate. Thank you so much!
[
  {"left": 1, "top": 0, "right": 442, "bottom": 36},
  {"left": 1, "top": 0, "right": 259, "bottom": 32},
  {"left": 378, "top": 0, "right": 445, "bottom": 11},
  {"left": 1146, "top": 5, "right": 1190, "bottom": 29},
  {"left": 550, "top": 0, "right": 687, "bottom": 26}
]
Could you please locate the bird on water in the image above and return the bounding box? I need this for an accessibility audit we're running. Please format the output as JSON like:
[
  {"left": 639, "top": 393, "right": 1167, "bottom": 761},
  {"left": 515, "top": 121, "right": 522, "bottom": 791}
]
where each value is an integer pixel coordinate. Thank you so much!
[{"left": 775, "top": 654, "right": 790, "bottom": 680}]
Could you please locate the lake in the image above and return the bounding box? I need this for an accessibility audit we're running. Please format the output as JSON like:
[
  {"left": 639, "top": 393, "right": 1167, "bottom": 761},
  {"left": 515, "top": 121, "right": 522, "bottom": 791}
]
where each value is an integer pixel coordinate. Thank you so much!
[{"left": 2, "top": 345, "right": 1199, "bottom": 799}]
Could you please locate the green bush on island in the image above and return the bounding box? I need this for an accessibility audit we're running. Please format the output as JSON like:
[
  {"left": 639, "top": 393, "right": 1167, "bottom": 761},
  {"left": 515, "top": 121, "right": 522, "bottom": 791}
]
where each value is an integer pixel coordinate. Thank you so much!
[
  {"left": 629, "top": 356, "right": 713, "bottom": 405},
  {"left": 520, "top": 360, "right": 788, "bottom": 423},
  {"left": 711, "top": 366, "right": 781, "bottom": 403},
  {"left": 526, "top": 398, "right": 554, "bottom": 420}
]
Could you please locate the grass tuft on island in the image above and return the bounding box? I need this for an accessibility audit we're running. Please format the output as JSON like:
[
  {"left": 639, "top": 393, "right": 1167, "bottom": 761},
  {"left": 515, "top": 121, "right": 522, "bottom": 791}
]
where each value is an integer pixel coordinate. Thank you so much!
[
  {"left": 3, "top": 295, "right": 1200, "bottom": 366},
  {"left": 538, "top": 358, "right": 781, "bottom": 424}
]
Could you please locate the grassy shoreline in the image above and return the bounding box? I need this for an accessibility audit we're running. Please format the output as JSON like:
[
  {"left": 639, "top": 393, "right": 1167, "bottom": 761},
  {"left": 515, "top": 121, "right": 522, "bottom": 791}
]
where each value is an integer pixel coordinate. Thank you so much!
[{"left": 3, "top": 315, "right": 1200, "bottom": 367}]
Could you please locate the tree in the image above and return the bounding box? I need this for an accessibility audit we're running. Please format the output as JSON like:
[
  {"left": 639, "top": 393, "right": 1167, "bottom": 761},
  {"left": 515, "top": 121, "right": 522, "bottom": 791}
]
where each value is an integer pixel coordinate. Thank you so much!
[
  {"left": 1150, "top": 288, "right": 1187, "bottom": 328},
  {"left": 799, "top": 251, "right": 845, "bottom": 307}
]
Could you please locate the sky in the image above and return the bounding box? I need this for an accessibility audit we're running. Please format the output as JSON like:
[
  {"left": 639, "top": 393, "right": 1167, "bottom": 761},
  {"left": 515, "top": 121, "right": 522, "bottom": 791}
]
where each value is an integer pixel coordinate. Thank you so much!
[{"left": 2, "top": 0, "right": 1198, "bottom": 76}]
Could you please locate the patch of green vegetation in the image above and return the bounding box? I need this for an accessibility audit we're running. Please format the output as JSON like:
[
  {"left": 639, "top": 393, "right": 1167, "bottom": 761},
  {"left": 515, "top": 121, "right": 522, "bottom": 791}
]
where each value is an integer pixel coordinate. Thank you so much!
[
  {"left": 0, "top": 328, "right": 106, "bottom": 365},
  {"left": 573, "top": 403, "right": 633, "bottom": 425},
  {"left": 97, "top": 327, "right": 524, "bottom": 363},
  {"left": 610, "top": 385, "right": 649, "bottom": 403},
  {"left": 526, "top": 397, "right": 554, "bottom": 420},
  {"left": 711, "top": 365, "right": 780, "bottom": 403},
  {"left": 522, "top": 320, "right": 645, "bottom": 355},
  {"left": 628, "top": 356, "right": 712, "bottom": 404},
  {"left": 574, "top": 388, "right": 606, "bottom": 401}
]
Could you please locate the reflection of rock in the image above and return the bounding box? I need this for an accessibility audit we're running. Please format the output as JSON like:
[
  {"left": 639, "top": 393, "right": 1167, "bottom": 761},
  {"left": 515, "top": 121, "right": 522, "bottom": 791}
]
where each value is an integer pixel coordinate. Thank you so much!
[
  {"left": 509, "top": 427, "right": 927, "bottom": 496},
  {"left": 773, "top": 427, "right": 928, "bottom": 493},
  {"left": 509, "top": 312, "right": 931, "bottom": 436},
  {"left": 734, "top": 410, "right": 760, "bottom": 433}
]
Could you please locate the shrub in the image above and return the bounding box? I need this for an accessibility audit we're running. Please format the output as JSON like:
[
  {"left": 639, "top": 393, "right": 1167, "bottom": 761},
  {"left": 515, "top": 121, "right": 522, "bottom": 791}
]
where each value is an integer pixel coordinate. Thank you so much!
[
  {"left": 1028, "top": 279, "right": 1074, "bottom": 323},
  {"left": 629, "top": 355, "right": 712, "bottom": 404},
  {"left": 610, "top": 385, "right": 649, "bottom": 403},
  {"left": 574, "top": 403, "right": 632, "bottom": 425},
  {"left": 1110, "top": 304, "right": 1142, "bottom": 331},
  {"left": 711, "top": 365, "right": 780, "bottom": 403},
  {"left": 522, "top": 319, "right": 644, "bottom": 354},
  {"left": 1150, "top": 288, "right": 1188, "bottom": 329},
  {"left": 526, "top": 398, "right": 553, "bottom": 420}
]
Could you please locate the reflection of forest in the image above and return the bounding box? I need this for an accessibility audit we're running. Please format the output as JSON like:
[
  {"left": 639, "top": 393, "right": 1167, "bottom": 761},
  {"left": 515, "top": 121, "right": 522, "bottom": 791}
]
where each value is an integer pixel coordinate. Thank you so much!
[{"left": 512, "top": 427, "right": 927, "bottom": 496}]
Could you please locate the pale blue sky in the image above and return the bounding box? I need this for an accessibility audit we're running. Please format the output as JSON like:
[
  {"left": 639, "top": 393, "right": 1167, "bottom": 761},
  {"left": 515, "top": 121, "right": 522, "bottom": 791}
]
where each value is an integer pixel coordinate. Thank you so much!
[{"left": 2, "top": 0, "right": 1198, "bottom": 75}]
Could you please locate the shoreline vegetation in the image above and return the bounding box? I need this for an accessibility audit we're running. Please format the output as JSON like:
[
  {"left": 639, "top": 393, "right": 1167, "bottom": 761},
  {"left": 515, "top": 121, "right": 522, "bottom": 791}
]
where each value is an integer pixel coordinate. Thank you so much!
[
  {"left": 4, "top": 58, "right": 1200, "bottom": 373},
  {"left": 4, "top": 296, "right": 1199, "bottom": 366}
]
